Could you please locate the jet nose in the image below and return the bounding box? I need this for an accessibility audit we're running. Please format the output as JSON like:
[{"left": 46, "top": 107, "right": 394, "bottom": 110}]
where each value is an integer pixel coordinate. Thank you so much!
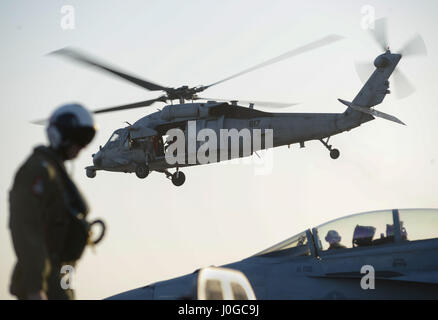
[
  {"left": 105, "top": 285, "right": 154, "bottom": 300},
  {"left": 93, "top": 150, "right": 103, "bottom": 167}
]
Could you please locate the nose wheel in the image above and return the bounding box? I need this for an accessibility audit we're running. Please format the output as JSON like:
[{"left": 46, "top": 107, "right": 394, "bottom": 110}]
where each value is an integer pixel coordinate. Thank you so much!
[{"left": 320, "top": 137, "right": 340, "bottom": 160}]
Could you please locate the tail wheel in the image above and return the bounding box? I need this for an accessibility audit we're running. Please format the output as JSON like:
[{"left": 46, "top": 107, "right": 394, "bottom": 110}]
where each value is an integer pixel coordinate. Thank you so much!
[
  {"left": 135, "top": 164, "right": 149, "bottom": 179},
  {"left": 330, "top": 149, "right": 340, "bottom": 160},
  {"left": 172, "top": 171, "right": 186, "bottom": 186}
]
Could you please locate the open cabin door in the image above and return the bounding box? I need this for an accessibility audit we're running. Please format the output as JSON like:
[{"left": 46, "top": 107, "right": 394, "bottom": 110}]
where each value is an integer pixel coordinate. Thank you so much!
[{"left": 128, "top": 126, "right": 160, "bottom": 164}]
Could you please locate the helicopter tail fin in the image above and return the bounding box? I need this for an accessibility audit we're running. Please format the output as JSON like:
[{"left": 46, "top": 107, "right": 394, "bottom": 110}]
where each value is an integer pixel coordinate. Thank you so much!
[
  {"left": 350, "top": 52, "right": 401, "bottom": 108},
  {"left": 339, "top": 52, "right": 405, "bottom": 125}
]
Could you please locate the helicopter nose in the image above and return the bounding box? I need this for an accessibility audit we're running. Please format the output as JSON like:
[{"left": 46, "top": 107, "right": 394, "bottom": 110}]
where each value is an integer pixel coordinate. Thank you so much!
[{"left": 93, "top": 150, "right": 103, "bottom": 167}]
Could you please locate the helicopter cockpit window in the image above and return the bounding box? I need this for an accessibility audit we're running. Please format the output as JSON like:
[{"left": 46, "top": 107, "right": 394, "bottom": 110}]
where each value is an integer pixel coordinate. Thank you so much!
[
  {"left": 109, "top": 132, "right": 120, "bottom": 143},
  {"left": 314, "top": 210, "right": 395, "bottom": 252},
  {"left": 397, "top": 209, "right": 438, "bottom": 242},
  {"left": 253, "top": 231, "right": 310, "bottom": 258},
  {"left": 106, "top": 129, "right": 129, "bottom": 147}
]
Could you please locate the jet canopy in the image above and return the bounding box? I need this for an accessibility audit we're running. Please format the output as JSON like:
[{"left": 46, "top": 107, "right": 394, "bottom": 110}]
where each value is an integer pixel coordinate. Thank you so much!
[{"left": 254, "top": 209, "right": 438, "bottom": 258}]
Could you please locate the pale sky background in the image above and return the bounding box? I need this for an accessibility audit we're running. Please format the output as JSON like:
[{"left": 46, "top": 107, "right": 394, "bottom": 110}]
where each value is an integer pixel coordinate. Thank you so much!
[{"left": 1, "top": 0, "right": 438, "bottom": 299}]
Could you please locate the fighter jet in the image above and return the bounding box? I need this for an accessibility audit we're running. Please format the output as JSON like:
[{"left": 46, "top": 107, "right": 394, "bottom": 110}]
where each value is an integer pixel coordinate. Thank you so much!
[{"left": 108, "top": 208, "right": 438, "bottom": 300}]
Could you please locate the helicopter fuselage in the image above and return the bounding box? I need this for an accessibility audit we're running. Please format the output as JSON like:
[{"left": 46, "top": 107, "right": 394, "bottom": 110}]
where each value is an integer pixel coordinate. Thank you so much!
[{"left": 87, "top": 102, "right": 373, "bottom": 178}]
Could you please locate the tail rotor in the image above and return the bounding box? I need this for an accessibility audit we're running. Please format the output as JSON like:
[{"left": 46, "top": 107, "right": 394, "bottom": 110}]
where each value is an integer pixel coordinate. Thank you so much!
[{"left": 355, "top": 18, "right": 427, "bottom": 99}]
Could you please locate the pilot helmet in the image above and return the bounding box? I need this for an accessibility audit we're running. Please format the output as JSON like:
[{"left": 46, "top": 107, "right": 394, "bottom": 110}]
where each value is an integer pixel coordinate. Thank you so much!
[
  {"left": 325, "top": 230, "right": 341, "bottom": 244},
  {"left": 47, "top": 103, "right": 96, "bottom": 149}
]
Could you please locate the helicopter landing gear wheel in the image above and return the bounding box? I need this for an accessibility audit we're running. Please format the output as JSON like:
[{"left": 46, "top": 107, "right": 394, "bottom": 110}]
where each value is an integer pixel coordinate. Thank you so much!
[
  {"left": 135, "top": 164, "right": 149, "bottom": 179},
  {"left": 330, "top": 149, "right": 340, "bottom": 159},
  {"left": 171, "top": 171, "right": 185, "bottom": 186},
  {"left": 320, "top": 137, "right": 340, "bottom": 160},
  {"left": 86, "top": 168, "right": 96, "bottom": 178}
]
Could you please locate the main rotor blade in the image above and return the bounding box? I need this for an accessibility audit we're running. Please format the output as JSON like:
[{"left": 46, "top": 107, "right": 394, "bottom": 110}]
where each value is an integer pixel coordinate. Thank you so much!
[
  {"left": 51, "top": 48, "right": 169, "bottom": 92},
  {"left": 399, "top": 34, "right": 427, "bottom": 57},
  {"left": 392, "top": 69, "right": 415, "bottom": 99},
  {"left": 369, "top": 17, "right": 388, "bottom": 52},
  {"left": 31, "top": 119, "right": 48, "bottom": 126},
  {"left": 204, "top": 34, "right": 344, "bottom": 89},
  {"left": 197, "top": 97, "right": 298, "bottom": 108},
  {"left": 93, "top": 96, "right": 166, "bottom": 114}
]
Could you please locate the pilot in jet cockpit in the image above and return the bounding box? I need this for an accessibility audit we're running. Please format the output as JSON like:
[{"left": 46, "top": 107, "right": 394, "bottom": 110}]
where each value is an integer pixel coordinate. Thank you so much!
[{"left": 325, "top": 230, "right": 346, "bottom": 250}]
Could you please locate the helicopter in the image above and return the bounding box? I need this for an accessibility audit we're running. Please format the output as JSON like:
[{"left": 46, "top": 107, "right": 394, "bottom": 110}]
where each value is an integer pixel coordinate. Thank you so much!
[{"left": 51, "top": 20, "right": 426, "bottom": 186}]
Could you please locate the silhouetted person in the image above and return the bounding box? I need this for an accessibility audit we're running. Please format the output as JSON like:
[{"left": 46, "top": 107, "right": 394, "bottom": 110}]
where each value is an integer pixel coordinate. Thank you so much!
[
  {"left": 325, "top": 230, "right": 346, "bottom": 250},
  {"left": 9, "top": 103, "right": 97, "bottom": 300}
]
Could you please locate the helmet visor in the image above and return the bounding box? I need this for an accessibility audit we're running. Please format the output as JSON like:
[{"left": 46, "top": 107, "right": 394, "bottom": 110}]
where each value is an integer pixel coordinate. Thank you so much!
[{"left": 64, "top": 126, "right": 96, "bottom": 147}]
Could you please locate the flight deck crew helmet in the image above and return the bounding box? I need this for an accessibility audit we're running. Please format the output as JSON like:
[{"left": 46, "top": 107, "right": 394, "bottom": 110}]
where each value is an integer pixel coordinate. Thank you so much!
[{"left": 47, "top": 103, "right": 96, "bottom": 149}]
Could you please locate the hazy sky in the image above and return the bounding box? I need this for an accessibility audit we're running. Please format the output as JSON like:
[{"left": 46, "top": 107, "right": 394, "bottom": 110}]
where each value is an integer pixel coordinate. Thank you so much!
[{"left": 1, "top": 0, "right": 438, "bottom": 299}]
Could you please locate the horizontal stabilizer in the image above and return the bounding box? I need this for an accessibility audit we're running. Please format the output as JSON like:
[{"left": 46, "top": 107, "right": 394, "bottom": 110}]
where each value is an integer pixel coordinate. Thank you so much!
[{"left": 338, "top": 99, "right": 406, "bottom": 126}]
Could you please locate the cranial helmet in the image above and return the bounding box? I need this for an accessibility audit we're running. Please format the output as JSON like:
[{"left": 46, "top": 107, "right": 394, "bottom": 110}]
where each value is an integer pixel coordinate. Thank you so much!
[
  {"left": 325, "top": 230, "right": 341, "bottom": 244},
  {"left": 46, "top": 103, "right": 96, "bottom": 149}
]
